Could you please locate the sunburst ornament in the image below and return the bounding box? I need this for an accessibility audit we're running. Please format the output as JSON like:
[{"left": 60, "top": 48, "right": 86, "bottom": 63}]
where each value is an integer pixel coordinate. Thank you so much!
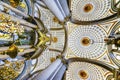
[
  {"left": 71, "top": 0, "right": 110, "bottom": 21},
  {"left": 66, "top": 62, "right": 105, "bottom": 80},
  {"left": 68, "top": 25, "right": 107, "bottom": 59},
  {"left": 37, "top": 30, "right": 50, "bottom": 47}
]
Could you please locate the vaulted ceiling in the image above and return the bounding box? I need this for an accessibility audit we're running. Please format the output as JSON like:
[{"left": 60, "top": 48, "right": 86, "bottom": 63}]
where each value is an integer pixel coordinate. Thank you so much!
[{"left": 0, "top": 0, "right": 120, "bottom": 80}]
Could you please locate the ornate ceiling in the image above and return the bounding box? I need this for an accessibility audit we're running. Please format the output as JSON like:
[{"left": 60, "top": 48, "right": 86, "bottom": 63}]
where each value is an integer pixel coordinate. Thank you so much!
[{"left": 0, "top": 0, "right": 120, "bottom": 80}]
